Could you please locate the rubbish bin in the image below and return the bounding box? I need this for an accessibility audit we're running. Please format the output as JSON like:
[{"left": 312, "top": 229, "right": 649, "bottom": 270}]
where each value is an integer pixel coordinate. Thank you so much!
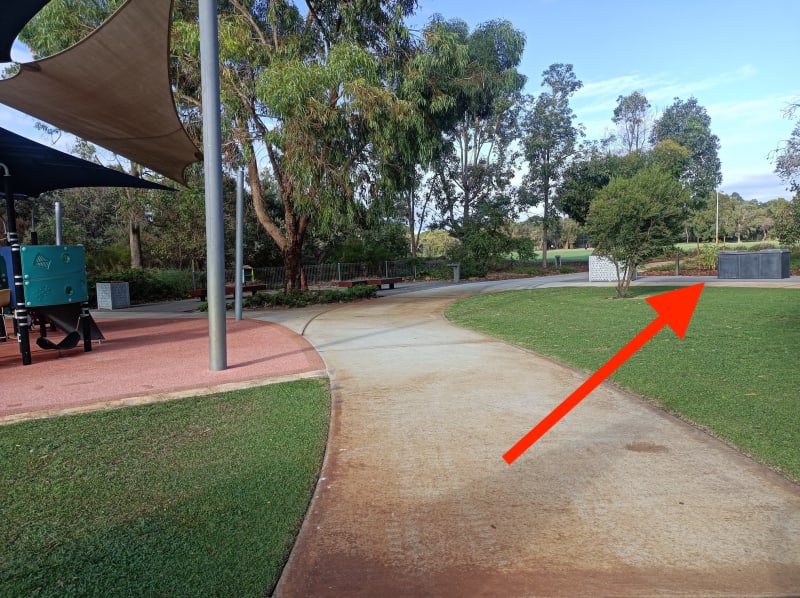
[
  {"left": 243, "top": 265, "right": 254, "bottom": 283},
  {"left": 96, "top": 281, "right": 130, "bottom": 309},
  {"left": 718, "top": 249, "right": 790, "bottom": 279},
  {"left": 449, "top": 262, "right": 460, "bottom": 283}
]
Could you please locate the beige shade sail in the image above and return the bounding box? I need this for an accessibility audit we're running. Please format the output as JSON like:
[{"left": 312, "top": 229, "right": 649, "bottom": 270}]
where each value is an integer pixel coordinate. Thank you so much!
[{"left": 0, "top": 0, "right": 201, "bottom": 185}]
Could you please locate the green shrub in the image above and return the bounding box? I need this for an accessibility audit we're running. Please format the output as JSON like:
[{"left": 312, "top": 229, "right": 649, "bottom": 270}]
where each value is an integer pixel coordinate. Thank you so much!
[
  {"left": 790, "top": 247, "right": 800, "bottom": 270},
  {"left": 413, "top": 259, "right": 454, "bottom": 280},
  {"left": 210, "top": 285, "right": 379, "bottom": 311},
  {"left": 84, "top": 245, "right": 130, "bottom": 274},
  {"left": 698, "top": 245, "right": 719, "bottom": 269},
  {"left": 733, "top": 243, "right": 777, "bottom": 252},
  {"left": 504, "top": 264, "right": 578, "bottom": 276},
  {"left": 88, "top": 269, "right": 193, "bottom": 305}
]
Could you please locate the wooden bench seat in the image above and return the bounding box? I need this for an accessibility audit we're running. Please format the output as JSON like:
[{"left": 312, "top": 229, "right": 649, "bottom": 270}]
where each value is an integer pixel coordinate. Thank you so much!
[
  {"left": 189, "top": 283, "right": 267, "bottom": 301},
  {"left": 335, "top": 277, "right": 402, "bottom": 290}
]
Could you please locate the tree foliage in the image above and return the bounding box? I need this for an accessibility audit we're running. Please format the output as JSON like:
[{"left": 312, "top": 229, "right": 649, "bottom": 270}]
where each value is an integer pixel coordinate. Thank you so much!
[
  {"left": 373, "top": 17, "right": 471, "bottom": 257},
  {"left": 519, "top": 63, "right": 583, "bottom": 267},
  {"left": 587, "top": 164, "right": 687, "bottom": 298},
  {"left": 775, "top": 104, "right": 800, "bottom": 193},
  {"left": 649, "top": 97, "right": 721, "bottom": 205},
  {"left": 425, "top": 18, "right": 526, "bottom": 238},
  {"left": 169, "top": 0, "right": 424, "bottom": 291},
  {"left": 773, "top": 194, "right": 800, "bottom": 245},
  {"left": 556, "top": 146, "right": 646, "bottom": 225},
  {"left": 612, "top": 91, "right": 651, "bottom": 154}
]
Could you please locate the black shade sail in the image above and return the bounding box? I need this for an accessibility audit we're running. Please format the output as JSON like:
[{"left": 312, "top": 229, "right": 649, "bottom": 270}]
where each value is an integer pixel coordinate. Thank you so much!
[
  {"left": 0, "top": 1, "right": 51, "bottom": 62},
  {"left": 0, "top": 126, "right": 172, "bottom": 197}
]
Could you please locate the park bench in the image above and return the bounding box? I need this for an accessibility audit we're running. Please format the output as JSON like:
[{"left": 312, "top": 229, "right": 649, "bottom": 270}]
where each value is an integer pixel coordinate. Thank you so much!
[
  {"left": 189, "top": 283, "right": 267, "bottom": 301},
  {"left": 335, "top": 277, "right": 402, "bottom": 290}
]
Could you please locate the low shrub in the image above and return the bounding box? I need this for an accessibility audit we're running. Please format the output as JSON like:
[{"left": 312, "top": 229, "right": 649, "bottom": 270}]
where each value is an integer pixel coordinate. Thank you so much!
[
  {"left": 413, "top": 260, "right": 454, "bottom": 280},
  {"left": 790, "top": 247, "right": 800, "bottom": 271},
  {"left": 698, "top": 245, "right": 719, "bottom": 270},
  {"left": 739, "top": 243, "right": 778, "bottom": 252},
  {"left": 87, "top": 269, "right": 193, "bottom": 305},
  {"left": 198, "top": 284, "right": 379, "bottom": 311},
  {"left": 505, "top": 265, "right": 580, "bottom": 276}
]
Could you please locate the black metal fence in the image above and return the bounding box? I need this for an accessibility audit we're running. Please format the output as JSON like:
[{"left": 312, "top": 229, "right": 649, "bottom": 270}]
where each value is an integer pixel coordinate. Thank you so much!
[{"left": 191, "top": 259, "right": 453, "bottom": 290}]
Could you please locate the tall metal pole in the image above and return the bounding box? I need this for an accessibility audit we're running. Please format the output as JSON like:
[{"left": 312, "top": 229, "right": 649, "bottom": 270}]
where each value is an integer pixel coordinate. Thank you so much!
[
  {"left": 715, "top": 189, "right": 719, "bottom": 244},
  {"left": 199, "top": 0, "right": 227, "bottom": 370},
  {"left": 55, "top": 201, "right": 63, "bottom": 245},
  {"left": 234, "top": 167, "right": 244, "bottom": 321}
]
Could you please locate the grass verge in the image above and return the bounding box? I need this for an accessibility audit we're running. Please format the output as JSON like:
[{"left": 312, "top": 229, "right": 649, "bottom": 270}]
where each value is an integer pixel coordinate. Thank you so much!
[
  {"left": 0, "top": 379, "right": 329, "bottom": 597},
  {"left": 446, "top": 287, "right": 800, "bottom": 482}
]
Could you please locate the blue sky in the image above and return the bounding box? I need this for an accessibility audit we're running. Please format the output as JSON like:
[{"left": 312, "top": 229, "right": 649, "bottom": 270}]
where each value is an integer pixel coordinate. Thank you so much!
[
  {"left": 411, "top": 0, "right": 800, "bottom": 201},
  {"left": 2, "top": 1, "right": 798, "bottom": 201}
]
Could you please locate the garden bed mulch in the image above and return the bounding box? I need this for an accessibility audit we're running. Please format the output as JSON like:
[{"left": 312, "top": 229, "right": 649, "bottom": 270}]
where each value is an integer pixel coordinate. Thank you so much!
[{"left": 639, "top": 268, "right": 718, "bottom": 277}]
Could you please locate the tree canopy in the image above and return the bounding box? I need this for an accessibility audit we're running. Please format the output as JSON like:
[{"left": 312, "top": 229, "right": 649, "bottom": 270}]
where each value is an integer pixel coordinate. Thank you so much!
[
  {"left": 649, "top": 97, "right": 721, "bottom": 205},
  {"left": 775, "top": 103, "right": 800, "bottom": 194},
  {"left": 612, "top": 91, "right": 651, "bottom": 154},
  {"left": 519, "top": 63, "right": 583, "bottom": 267},
  {"left": 587, "top": 157, "right": 688, "bottom": 298},
  {"left": 14, "top": 3, "right": 788, "bottom": 284}
]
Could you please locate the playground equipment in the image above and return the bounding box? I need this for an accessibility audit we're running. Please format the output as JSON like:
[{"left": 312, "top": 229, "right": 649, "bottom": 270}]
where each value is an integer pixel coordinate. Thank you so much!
[{"left": 0, "top": 244, "right": 97, "bottom": 363}]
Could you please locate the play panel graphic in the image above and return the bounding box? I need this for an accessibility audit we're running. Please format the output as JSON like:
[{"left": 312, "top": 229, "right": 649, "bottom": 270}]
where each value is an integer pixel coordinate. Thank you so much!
[{"left": 19, "top": 245, "right": 88, "bottom": 307}]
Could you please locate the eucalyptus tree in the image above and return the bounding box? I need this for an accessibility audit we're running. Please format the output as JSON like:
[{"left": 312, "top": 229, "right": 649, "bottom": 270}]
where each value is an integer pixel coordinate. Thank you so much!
[
  {"left": 775, "top": 103, "right": 800, "bottom": 193},
  {"left": 650, "top": 97, "right": 721, "bottom": 206},
  {"left": 24, "top": 1, "right": 421, "bottom": 291},
  {"left": 424, "top": 18, "right": 527, "bottom": 238},
  {"left": 176, "top": 0, "right": 424, "bottom": 291},
  {"left": 519, "top": 63, "right": 583, "bottom": 267},
  {"left": 372, "top": 17, "right": 471, "bottom": 257},
  {"left": 612, "top": 91, "right": 651, "bottom": 154},
  {"left": 772, "top": 195, "right": 800, "bottom": 245}
]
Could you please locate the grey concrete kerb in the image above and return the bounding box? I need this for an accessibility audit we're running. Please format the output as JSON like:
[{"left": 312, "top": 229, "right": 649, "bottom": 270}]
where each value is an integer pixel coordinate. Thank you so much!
[{"left": 270, "top": 275, "right": 800, "bottom": 597}]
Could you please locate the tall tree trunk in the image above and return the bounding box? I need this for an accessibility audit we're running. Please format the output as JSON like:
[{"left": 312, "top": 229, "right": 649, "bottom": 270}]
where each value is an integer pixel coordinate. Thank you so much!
[
  {"left": 283, "top": 211, "right": 309, "bottom": 293},
  {"left": 283, "top": 241, "right": 303, "bottom": 292},
  {"left": 408, "top": 187, "right": 417, "bottom": 258},
  {"left": 245, "top": 154, "right": 310, "bottom": 293},
  {"left": 541, "top": 181, "right": 550, "bottom": 269},
  {"left": 129, "top": 218, "right": 143, "bottom": 269}
]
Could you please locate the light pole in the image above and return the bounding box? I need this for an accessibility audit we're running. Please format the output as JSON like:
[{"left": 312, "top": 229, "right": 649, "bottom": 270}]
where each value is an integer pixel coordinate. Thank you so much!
[
  {"left": 715, "top": 189, "right": 719, "bottom": 244},
  {"left": 199, "top": 0, "right": 227, "bottom": 371}
]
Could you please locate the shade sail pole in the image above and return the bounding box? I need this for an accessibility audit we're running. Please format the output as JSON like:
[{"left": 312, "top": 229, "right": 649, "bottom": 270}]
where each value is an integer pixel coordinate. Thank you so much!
[
  {"left": 234, "top": 167, "right": 244, "bottom": 321},
  {"left": 199, "top": 0, "right": 226, "bottom": 371}
]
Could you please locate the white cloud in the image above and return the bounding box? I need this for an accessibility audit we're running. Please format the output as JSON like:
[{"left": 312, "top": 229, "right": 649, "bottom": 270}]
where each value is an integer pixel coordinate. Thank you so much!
[
  {"left": 707, "top": 94, "right": 798, "bottom": 125},
  {"left": 575, "top": 65, "right": 762, "bottom": 113},
  {"left": 723, "top": 171, "right": 791, "bottom": 201}
]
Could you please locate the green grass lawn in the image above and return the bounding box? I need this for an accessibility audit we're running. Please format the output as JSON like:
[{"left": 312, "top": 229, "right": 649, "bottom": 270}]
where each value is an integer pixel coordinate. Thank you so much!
[
  {"left": 675, "top": 240, "right": 778, "bottom": 253},
  {"left": 446, "top": 287, "right": 800, "bottom": 482},
  {"left": 0, "top": 379, "right": 329, "bottom": 597}
]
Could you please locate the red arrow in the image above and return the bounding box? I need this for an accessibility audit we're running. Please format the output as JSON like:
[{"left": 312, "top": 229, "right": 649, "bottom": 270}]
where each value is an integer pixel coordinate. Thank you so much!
[{"left": 504, "top": 283, "right": 705, "bottom": 465}]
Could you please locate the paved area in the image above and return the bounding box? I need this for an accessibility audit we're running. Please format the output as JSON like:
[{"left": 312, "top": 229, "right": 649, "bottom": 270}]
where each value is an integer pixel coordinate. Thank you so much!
[
  {"left": 0, "top": 303, "right": 325, "bottom": 424},
  {"left": 3, "top": 275, "right": 800, "bottom": 596},
  {"left": 272, "top": 275, "right": 800, "bottom": 597}
]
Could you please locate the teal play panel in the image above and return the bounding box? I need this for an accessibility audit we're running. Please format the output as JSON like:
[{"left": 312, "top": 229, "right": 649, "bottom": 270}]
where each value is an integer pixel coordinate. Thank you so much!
[{"left": 19, "top": 245, "right": 89, "bottom": 307}]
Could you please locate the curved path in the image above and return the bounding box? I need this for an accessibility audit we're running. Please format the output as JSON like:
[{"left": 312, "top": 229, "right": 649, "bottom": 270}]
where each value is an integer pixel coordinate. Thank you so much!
[{"left": 272, "top": 275, "right": 800, "bottom": 597}]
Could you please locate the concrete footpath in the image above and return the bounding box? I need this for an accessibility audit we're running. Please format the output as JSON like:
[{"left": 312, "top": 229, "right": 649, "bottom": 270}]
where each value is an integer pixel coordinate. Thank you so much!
[{"left": 271, "top": 275, "right": 800, "bottom": 597}]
